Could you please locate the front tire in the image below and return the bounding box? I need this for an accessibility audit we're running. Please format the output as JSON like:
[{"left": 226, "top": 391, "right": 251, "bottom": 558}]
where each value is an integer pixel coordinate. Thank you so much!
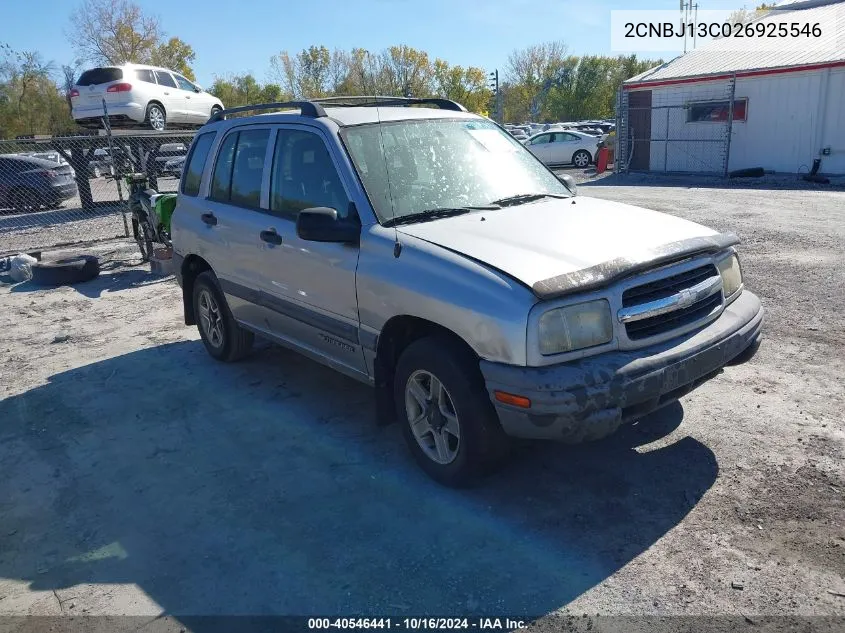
[
  {"left": 209, "top": 105, "right": 222, "bottom": 123},
  {"left": 192, "top": 271, "right": 254, "bottom": 362},
  {"left": 393, "top": 336, "right": 509, "bottom": 487},
  {"left": 146, "top": 103, "right": 166, "bottom": 131},
  {"left": 572, "top": 150, "right": 591, "bottom": 168}
]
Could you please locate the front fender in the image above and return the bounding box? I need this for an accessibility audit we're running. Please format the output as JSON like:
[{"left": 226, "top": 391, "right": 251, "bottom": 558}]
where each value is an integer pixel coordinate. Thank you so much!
[{"left": 356, "top": 226, "right": 536, "bottom": 365}]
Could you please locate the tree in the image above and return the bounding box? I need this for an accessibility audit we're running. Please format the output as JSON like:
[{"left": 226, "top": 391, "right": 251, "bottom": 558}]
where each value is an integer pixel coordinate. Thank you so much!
[
  {"left": 505, "top": 42, "right": 573, "bottom": 121},
  {"left": 433, "top": 60, "right": 490, "bottom": 113},
  {"left": 60, "top": 60, "right": 83, "bottom": 112},
  {"left": 67, "top": 0, "right": 197, "bottom": 79},
  {"left": 209, "top": 74, "right": 289, "bottom": 108},
  {"left": 271, "top": 46, "right": 332, "bottom": 98},
  {"left": 150, "top": 37, "right": 196, "bottom": 81},
  {"left": 380, "top": 45, "right": 432, "bottom": 97},
  {"left": 0, "top": 44, "right": 75, "bottom": 137},
  {"left": 69, "top": 0, "right": 161, "bottom": 65}
]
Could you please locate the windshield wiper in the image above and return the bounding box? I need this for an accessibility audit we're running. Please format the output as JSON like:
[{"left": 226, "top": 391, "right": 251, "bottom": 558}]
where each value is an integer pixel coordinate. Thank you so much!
[
  {"left": 383, "top": 205, "right": 500, "bottom": 227},
  {"left": 489, "top": 193, "right": 570, "bottom": 207}
]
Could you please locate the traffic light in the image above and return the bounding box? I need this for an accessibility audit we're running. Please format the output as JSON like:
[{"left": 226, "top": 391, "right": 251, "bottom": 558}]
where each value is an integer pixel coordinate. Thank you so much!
[{"left": 488, "top": 70, "right": 500, "bottom": 123}]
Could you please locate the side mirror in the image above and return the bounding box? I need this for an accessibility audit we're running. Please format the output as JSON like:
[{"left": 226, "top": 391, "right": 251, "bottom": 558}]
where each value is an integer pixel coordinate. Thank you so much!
[
  {"left": 296, "top": 207, "right": 360, "bottom": 244},
  {"left": 194, "top": 86, "right": 202, "bottom": 93},
  {"left": 557, "top": 173, "right": 577, "bottom": 196}
]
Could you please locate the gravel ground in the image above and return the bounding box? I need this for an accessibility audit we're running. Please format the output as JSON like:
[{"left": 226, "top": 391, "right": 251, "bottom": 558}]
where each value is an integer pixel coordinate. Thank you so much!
[{"left": 0, "top": 177, "right": 843, "bottom": 632}]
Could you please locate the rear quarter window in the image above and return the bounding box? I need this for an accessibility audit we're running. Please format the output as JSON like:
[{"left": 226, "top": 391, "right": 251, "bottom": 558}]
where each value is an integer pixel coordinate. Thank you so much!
[
  {"left": 135, "top": 69, "right": 156, "bottom": 84},
  {"left": 181, "top": 132, "right": 217, "bottom": 197},
  {"left": 76, "top": 68, "right": 123, "bottom": 86}
]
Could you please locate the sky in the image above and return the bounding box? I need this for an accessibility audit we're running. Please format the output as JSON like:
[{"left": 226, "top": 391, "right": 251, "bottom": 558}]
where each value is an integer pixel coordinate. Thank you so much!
[{"left": 3, "top": 0, "right": 746, "bottom": 88}]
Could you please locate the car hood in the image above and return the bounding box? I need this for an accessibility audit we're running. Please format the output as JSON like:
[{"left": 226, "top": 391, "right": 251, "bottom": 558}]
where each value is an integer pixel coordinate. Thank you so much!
[{"left": 397, "top": 195, "right": 737, "bottom": 299}]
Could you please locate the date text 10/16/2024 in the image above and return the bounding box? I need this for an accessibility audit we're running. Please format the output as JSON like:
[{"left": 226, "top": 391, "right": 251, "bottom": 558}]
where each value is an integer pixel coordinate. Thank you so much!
[{"left": 308, "top": 618, "right": 527, "bottom": 630}]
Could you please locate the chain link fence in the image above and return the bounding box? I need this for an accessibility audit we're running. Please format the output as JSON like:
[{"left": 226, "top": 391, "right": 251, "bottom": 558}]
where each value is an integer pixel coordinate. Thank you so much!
[
  {"left": 0, "top": 129, "right": 195, "bottom": 255},
  {"left": 616, "top": 77, "right": 737, "bottom": 175}
]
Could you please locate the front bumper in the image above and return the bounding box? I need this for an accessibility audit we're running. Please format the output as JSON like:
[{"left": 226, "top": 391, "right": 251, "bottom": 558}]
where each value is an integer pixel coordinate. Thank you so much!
[{"left": 480, "top": 290, "right": 763, "bottom": 442}]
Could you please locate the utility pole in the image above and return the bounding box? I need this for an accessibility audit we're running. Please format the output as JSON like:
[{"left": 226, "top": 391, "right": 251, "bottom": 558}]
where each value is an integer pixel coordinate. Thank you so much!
[{"left": 488, "top": 70, "right": 502, "bottom": 124}]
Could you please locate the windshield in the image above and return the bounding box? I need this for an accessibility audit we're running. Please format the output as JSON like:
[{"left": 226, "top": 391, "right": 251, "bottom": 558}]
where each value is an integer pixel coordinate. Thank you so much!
[{"left": 341, "top": 117, "right": 570, "bottom": 224}]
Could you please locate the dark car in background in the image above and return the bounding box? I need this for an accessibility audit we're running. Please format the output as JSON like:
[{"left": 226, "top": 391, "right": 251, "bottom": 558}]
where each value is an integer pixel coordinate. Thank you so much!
[
  {"left": 0, "top": 154, "right": 78, "bottom": 212},
  {"left": 148, "top": 142, "right": 187, "bottom": 177}
]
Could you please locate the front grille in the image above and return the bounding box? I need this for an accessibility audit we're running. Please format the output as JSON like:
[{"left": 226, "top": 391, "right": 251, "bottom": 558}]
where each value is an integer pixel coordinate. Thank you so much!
[
  {"left": 625, "top": 292, "right": 721, "bottom": 340},
  {"left": 622, "top": 263, "right": 723, "bottom": 341},
  {"left": 622, "top": 264, "right": 717, "bottom": 307}
]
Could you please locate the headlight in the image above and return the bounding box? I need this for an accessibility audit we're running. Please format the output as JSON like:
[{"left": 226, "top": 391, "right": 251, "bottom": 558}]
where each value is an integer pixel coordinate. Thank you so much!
[
  {"left": 717, "top": 254, "right": 743, "bottom": 299},
  {"left": 538, "top": 299, "right": 613, "bottom": 355}
]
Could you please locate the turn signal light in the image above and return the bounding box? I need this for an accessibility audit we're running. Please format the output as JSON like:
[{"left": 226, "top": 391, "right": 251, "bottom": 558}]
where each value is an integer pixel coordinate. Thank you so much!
[
  {"left": 494, "top": 390, "right": 531, "bottom": 409},
  {"left": 70, "top": 88, "right": 80, "bottom": 98}
]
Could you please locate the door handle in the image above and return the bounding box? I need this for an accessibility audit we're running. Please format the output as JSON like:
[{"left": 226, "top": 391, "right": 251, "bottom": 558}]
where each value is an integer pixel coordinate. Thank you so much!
[
  {"left": 260, "top": 229, "right": 283, "bottom": 245},
  {"left": 164, "top": 91, "right": 170, "bottom": 95},
  {"left": 201, "top": 212, "right": 217, "bottom": 226},
  {"left": 186, "top": 95, "right": 191, "bottom": 99}
]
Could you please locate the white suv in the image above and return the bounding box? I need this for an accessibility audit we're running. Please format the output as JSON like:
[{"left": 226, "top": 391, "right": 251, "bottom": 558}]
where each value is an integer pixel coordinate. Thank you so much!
[{"left": 71, "top": 64, "right": 224, "bottom": 131}]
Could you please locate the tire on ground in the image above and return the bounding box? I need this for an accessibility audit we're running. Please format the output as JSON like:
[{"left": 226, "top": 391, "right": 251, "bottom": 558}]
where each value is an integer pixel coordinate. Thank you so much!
[
  {"left": 192, "top": 270, "right": 253, "bottom": 362},
  {"left": 30, "top": 255, "right": 100, "bottom": 286},
  {"left": 393, "top": 335, "right": 510, "bottom": 487}
]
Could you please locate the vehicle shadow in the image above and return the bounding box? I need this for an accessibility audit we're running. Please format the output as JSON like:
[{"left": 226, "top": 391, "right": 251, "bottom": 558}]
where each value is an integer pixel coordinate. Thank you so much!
[
  {"left": 10, "top": 267, "right": 167, "bottom": 298},
  {"left": 0, "top": 340, "right": 717, "bottom": 627}
]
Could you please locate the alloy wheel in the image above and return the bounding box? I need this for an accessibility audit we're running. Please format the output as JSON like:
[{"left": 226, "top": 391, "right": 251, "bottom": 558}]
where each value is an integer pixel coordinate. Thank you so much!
[
  {"left": 148, "top": 106, "right": 165, "bottom": 131},
  {"left": 404, "top": 370, "right": 461, "bottom": 465},
  {"left": 198, "top": 289, "right": 225, "bottom": 349}
]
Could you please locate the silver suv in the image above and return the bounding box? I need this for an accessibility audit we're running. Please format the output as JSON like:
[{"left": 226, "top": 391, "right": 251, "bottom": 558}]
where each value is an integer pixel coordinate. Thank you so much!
[{"left": 171, "top": 98, "right": 763, "bottom": 486}]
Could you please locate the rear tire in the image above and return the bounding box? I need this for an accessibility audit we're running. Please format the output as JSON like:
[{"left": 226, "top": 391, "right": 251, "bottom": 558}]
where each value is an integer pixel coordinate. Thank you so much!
[
  {"left": 146, "top": 103, "right": 166, "bottom": 131},
  {"left": 572, "top": 150, "right": 591, "bottom": 168},
  {"left": 192, "top": 271, "right": 254, "bottom": 362},
  {"left": 393, "top": 336, "right": 509, "bottom": 487}
]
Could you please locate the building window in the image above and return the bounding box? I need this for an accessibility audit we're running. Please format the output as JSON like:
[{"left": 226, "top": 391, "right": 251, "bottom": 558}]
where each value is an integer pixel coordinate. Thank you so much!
[{"left": 686, "top": 99, "right": 747, "bottom": 122}]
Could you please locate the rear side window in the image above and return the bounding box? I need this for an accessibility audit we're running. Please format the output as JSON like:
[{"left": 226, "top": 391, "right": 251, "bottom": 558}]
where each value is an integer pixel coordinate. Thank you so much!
[
  {"left": 76, "top": 68, "right": 123, "bottom": 86},
  {"left": 154, "top": 71, "right": 177, "bottom": 88},
  {"left": 135, "top": 69, "right": 156, "bottom": 84},
  {"left": 181, "top": 132, "right": 217, "bottom": 197},
  {"left": 230, "top": 129, "right": 270, "bottom": 208},
  {"left": 210, "top": 133, "right": 238, "bottom": 201}
]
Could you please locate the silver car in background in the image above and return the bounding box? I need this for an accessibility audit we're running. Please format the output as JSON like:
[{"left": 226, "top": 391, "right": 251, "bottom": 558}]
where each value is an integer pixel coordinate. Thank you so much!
[
  {"left": 71, "top": 64, "right": 224, "bottom": 131},
  {"left": 525, "top": 129, "right": 600, "bottom": 167},
  {"left": 171, "top": 99, "right": 762, "bottom": 487}
]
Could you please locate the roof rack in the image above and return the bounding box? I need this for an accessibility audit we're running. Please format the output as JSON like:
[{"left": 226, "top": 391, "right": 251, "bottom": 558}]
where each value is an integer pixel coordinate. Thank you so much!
[
  {"left": 208, "top": 101, "right": 328, "bottom": 123},
  {"left": 310, "top": 96, "right": 467, "bottom": 112}
]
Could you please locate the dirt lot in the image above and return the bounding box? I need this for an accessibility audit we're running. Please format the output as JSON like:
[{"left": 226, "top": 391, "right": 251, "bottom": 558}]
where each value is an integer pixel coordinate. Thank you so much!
[{"left": 0, "top": 177, "right": 843, "bottom": 631}]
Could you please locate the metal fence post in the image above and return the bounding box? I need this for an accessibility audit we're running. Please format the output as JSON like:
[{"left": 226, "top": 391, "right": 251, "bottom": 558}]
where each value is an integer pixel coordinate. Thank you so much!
[
  {"left": 102, "top": 98, "right": 130, "bottom": 236},
  {"left": 724, "top": 74, "right": 736, "bottom": 177},
  {"left": 614, "top": 89, "right": 621, "bottom": 175},
  {"left": 664, "top": 106, "right": 670, "bottom": 172}
]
